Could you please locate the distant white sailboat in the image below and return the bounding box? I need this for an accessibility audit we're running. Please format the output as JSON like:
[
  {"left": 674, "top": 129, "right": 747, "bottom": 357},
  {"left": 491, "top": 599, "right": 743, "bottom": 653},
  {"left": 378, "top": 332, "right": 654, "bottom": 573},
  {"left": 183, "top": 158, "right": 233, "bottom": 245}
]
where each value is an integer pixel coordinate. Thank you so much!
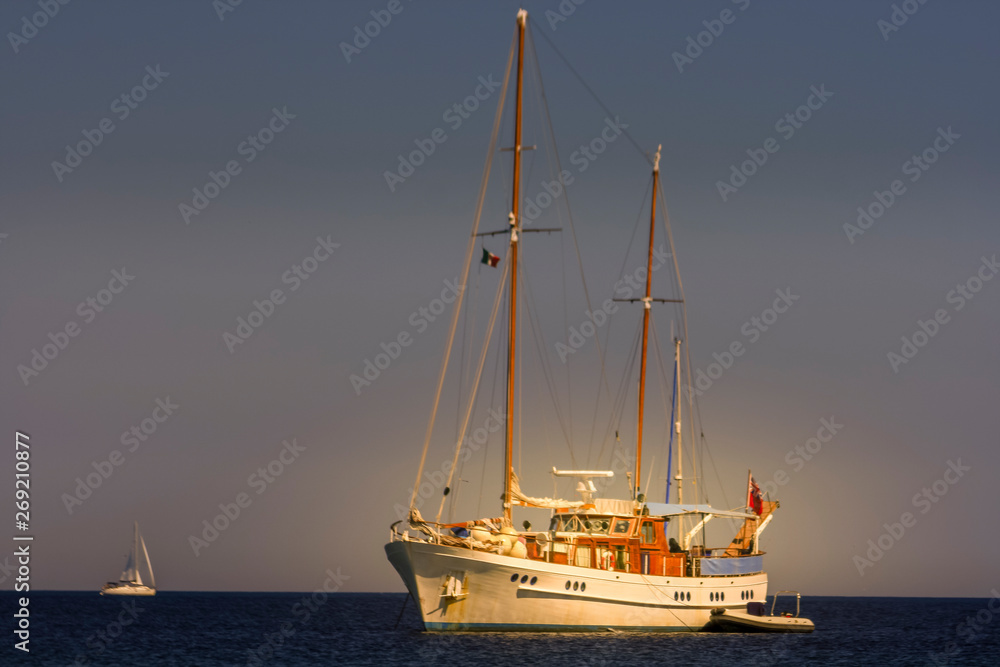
[{"left": 101, "top": 522, "right": 156, "bottom": 596}]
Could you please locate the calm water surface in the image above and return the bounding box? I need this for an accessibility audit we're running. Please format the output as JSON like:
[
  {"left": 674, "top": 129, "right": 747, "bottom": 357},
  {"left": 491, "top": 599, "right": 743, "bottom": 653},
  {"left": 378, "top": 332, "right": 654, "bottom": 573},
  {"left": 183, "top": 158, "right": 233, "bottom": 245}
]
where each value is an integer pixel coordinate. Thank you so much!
[{"left": 5, "top": 592, "right": 999, "bottom": 665}]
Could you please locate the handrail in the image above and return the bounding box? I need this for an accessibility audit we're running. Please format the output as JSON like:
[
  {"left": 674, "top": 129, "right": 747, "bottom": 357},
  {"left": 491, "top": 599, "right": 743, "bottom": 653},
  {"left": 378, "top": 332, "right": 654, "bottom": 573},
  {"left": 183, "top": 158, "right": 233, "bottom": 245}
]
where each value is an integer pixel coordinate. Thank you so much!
[{"left": 770, "top": 590, "right": 802, "bottom": 617}]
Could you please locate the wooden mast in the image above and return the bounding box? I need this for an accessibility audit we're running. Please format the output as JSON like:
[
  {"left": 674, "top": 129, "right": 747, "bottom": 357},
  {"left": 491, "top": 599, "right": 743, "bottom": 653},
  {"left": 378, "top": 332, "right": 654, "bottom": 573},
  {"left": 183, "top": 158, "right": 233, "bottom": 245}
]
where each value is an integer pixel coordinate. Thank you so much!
[
  {"left": 634, "top": 145, "right": 661, "bottom": 498},
  {"left": 504, "top": 9, "right": 527, "bottom": 522}
]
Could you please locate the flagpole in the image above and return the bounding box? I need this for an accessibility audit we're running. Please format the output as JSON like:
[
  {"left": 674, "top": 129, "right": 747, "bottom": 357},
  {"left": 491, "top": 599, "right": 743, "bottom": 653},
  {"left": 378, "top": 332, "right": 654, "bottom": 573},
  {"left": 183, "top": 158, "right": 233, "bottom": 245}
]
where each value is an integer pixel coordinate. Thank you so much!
[{"left": 746, "top": 468, "right": 752, "bottom": 511}]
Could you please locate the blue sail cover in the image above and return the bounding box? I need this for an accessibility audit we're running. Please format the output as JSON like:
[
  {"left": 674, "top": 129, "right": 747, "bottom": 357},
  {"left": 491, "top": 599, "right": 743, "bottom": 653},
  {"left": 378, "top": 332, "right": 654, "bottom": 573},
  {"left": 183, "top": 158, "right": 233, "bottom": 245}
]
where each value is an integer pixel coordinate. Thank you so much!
[{"left": 699, "top": 555, "right": 764, "bottom": 575}]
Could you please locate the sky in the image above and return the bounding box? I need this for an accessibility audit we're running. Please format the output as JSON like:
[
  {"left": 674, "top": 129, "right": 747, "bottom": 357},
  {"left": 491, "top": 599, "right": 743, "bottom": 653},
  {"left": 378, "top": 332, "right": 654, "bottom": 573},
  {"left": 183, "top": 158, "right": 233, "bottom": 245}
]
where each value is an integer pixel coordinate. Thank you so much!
[{"left": 2, "top": 1, "right": 998, "bottom": 597}]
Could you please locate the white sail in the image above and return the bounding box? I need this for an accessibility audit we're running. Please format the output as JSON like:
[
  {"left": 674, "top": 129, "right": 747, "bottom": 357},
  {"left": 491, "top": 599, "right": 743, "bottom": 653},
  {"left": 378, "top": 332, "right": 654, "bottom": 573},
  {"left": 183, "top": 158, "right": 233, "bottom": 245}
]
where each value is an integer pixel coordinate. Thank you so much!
[
  {"left": 140, "top": 535, "right": 155, "bottom": 588},
  {"left": 121, "top": 522, "right": 141, "bottom": 583}
]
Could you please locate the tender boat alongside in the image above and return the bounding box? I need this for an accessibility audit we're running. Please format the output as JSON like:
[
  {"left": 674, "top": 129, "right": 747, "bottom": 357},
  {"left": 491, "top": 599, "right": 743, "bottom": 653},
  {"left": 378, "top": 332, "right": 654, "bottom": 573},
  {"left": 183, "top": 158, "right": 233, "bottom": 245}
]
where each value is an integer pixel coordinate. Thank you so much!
[{"left": 707, "top": 591, "right": 815, "bottom": 633}]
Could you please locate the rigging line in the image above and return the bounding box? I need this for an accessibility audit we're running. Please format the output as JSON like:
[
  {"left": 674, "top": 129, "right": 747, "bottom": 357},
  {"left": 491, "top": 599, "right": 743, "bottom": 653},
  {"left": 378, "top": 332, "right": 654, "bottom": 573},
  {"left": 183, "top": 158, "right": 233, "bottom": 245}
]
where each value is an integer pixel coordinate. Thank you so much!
[
  {"left": 409, "top": 29, "right": 517, "bottom": 511},
  {"left": 650, "top": 315, "right": 675, "bottom": 502},
  {"left": 517, "top": 254, "right": 536, "bottom": 480},
  {"left": 455, "top": 260, "right": 476, "bottom": 446},
  {"left": 519, "top": 259, "right": 578, "bottom": 467},
  {"left": 435, "top": 259, "right": 511, "bottom": 524},
  {"left": 477, "top": 291, "right": 507, "bottom": 520},
  {"left": 449, "top": 270, "right": 486, "bottom": 523},
  {"left": 530, "top": 17, "right": 650, "bottom": 166},
  {"left": 527, "top": 30, "right": 574, "bottom": 452},
  {"left": 656, "top": 176, "right": 732, "bottom": 511},
  {"left": 595, "top": 311, "right": 643, "bottom": 473},
  {"left": 527, "top": 26, "right": 616, "bottom": 464},
  {"left": 604, "top": 321, "right": 637, "bottom": 458},
  {"left": 590, "top": 175, "right": 654, "bottom": 466},
  {"left": 561, "top": 189, "right": 572, "bottom": 450}
]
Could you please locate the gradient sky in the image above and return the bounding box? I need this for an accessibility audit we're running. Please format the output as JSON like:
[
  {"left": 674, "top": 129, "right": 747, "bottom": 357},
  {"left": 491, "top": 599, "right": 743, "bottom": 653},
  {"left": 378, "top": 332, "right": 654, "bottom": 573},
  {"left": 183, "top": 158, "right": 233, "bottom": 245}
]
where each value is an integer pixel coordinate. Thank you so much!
[{"left": 2, "top": 1, "right": 998, "bottom": 596}]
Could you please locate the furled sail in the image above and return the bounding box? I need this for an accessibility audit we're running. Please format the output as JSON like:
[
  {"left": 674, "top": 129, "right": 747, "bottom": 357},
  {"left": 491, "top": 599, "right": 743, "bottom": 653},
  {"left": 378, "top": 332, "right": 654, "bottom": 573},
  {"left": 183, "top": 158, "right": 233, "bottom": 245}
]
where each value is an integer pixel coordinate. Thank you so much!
[{"left": 510, "top": 473, "right": 583, "bottom": 509}]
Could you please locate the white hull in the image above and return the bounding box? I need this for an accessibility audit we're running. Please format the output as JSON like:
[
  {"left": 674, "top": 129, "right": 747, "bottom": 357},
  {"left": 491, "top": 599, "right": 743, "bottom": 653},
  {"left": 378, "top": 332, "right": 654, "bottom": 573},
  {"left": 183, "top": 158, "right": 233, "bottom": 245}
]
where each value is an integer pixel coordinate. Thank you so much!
[
  {"left": 386, "top": 539, "right": 766, "bottom": 632},
  {"left": 100, "top": 584, "right": 156, "bottom": 596}
]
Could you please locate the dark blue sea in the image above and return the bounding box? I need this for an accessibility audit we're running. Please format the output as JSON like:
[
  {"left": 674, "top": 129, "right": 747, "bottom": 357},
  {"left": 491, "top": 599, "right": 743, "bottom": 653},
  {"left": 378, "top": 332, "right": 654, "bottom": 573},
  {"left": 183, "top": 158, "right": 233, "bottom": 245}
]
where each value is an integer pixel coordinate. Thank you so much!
[{"left": 4, "top": 592, "right": 999, "bottom": 665}]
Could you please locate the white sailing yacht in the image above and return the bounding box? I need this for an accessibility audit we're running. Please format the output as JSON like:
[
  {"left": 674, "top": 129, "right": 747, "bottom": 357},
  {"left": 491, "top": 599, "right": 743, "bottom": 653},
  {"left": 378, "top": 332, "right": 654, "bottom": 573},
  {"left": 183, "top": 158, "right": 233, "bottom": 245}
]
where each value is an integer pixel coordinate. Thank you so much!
[
  {"left": 386, "top": 9, "right": 784, "bottom": 632},
  {"left": 101, "top": 521, "right": 156, "bottom": 596}
]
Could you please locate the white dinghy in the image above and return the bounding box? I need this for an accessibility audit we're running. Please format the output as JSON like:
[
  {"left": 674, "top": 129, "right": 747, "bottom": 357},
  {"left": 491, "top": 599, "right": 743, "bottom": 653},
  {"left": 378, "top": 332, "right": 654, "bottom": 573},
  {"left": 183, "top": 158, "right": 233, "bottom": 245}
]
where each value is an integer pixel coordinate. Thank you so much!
[{"left": 707, "top": 591, "right": 814, "bottom": 633}]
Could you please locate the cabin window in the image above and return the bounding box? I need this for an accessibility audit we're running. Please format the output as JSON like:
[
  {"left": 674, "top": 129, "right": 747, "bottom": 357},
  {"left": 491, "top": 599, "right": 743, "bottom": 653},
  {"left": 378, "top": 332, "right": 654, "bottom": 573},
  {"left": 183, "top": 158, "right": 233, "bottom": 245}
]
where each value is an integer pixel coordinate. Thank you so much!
[
  {"left": 641, "top": 521, "right": 655, "bottom": 544},
  {"left": 596, "top": 546, "right": 612, "bottom": 570},
  {"left": 612, "top": 519, "right": 631, "bottom": 535},
  {"left": 641, "top": 552, "right": 650, "bottom": 574},
  {"left": 615, "top": 546, "right": 628, "bottom": 572},
  {"left": 575, "top": 544, "right": 592, "bottom": 568}
]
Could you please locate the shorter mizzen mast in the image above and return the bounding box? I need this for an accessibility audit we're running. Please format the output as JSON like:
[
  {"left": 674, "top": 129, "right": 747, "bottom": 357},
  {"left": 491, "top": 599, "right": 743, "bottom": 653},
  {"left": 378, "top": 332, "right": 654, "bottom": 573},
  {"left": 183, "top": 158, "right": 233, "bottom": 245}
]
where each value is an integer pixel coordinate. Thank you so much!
[{"left": 619, "top": 145, "right": 682, "bottom": 502}]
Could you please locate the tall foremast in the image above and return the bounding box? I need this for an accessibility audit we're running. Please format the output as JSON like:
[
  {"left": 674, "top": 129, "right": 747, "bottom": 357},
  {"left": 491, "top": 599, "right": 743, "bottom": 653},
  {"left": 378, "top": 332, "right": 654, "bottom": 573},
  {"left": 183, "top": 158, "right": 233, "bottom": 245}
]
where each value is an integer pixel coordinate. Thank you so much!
[{"left": 503, "top": 8, "right": 528, "bottom": 523}]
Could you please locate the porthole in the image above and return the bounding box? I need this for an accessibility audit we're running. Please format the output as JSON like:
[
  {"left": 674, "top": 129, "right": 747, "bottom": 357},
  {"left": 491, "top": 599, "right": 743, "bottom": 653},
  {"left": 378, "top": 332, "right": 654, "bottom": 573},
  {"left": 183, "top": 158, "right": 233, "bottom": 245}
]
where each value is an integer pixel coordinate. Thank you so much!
[
  {"left": 710, "top": 592, "right": 715, "bottom": 602},
  {"left": 750, "top": 590, "right": 754, "bottom": 600},
  {"left": 581, "top": 583, "right": 586, "bottom": 592},
  {"left": 530, "top": 576, "right": 537, "bottom": 586},
  {"left": 565, "top": 581, "right": 571, "bottom": 590},
  {"left": 674, "top": 591, "right": 678, "bottom": 601},
  {"left": 721, "top": 592, "right": 725, "bottom": 602},
  {"left": 520, "top": 575, "right": 528, "bottom": 584},
  {"left": 686, "top": 592, "right": 691, "bottom": 601},
  {"left": 573, "top": 582, "right": 579, "bottom": 591},
  {"left": 510, "top": 574, "right": 518, "bottom": 582},
  {"left": 741, "top": 591, "right": 745, "bottom": 600}
]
